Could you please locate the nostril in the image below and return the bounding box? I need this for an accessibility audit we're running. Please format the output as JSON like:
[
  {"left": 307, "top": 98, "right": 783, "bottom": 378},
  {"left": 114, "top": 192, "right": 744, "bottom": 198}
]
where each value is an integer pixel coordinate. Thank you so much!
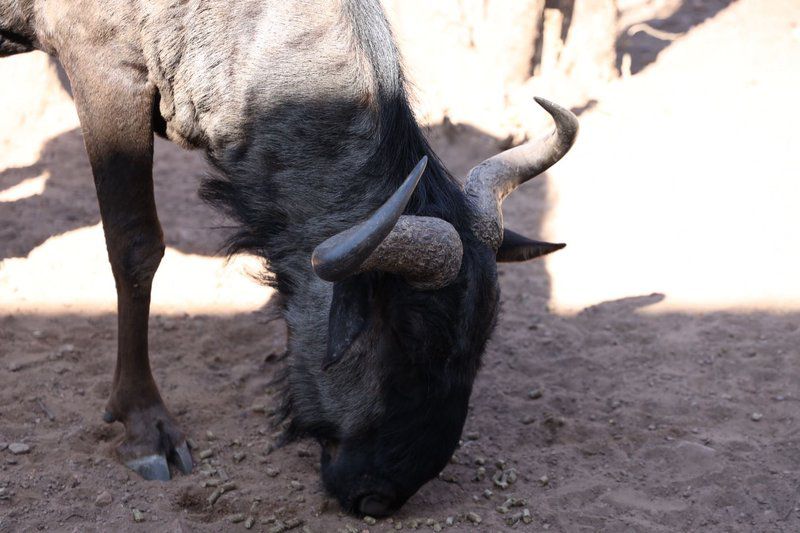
[{"left": 358, "top": 494, "right": 392, "bottom": 517}]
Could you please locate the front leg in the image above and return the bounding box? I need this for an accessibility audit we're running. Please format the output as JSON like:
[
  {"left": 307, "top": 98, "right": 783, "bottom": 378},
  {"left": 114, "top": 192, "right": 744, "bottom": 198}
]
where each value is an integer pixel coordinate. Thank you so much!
[{"left": 63, "top": 55, "right": 192, "bottom": 480}]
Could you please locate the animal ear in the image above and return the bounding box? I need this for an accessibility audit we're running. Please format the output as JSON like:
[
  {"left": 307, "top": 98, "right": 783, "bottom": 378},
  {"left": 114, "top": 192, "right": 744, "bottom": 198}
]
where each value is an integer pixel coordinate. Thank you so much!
[
  {"left": 496, "top": 228, "right": 566, "bottom": 262},
  {"left": 323, "top": 279, "right": 371, "bottom": 369}
]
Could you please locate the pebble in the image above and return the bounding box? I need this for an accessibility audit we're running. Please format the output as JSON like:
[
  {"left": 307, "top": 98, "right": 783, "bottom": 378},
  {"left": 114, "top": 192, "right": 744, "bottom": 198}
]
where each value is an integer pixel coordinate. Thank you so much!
[
  {"left": 0, "top": 443, "right": 6, "bottom": 451},
  {"left": 132, "top": 509, "right": 145, "bottom": 523},
  {"left": 464, "top": 432, "right": 480, "bottom": 441},
  {"left": 95, "top": 491, "right": 113, "bottom": 507},
  {"left": 539, "top": 474, "right": 550, "bottom": 486},
  {"left": 528, "top": 389, "right": 543, "bottom": 400},
  {"left": 521, "top": 414, "right": 536, "bottom": 425},
  {"left": 522, "top": 509, "right": 532, "bottom": 524},
  {"left": 751, "top": 412, "right": 763, "bottom": 422},
  {"left": 445, "top": 516, "right": 454, "bottom": 526},
  {"left": 8, "top": 443, "right": 31, "bottom": 455},
  {"left": 483, "top": 489, "right": 493, "bottom": 499},
  {"left": 245, "top": 516, "right": 256, "bottom": 529},
  {"left": 199, "top": 449, "right": 214, "bottom": 460},
  {"left": 492, "top": 468, "right": 518, "bottom": 489},
  {"left": 466, "top": 512, "right": 482, "bottom": 525},
  {"left": 473, "top": 466, "right": 486, "bottom": 482},
  {"left": 233, "top": 452, "right": 246, "bottom": 463},
  {"left": 363, "top": 516, "right": 377, "bottom": 525},
  {"left": 290, "top": 480, "right": 304, "bottom": 491},
  {"left": 229, "top": 513, "right": 246, "bottom": 523},
  {"left": 266, "top": 467, "right": 280, "bottom": 477}
]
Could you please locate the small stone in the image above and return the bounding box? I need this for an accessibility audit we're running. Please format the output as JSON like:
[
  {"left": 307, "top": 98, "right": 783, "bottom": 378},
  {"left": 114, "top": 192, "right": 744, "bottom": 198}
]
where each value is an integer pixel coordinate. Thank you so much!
[
  {"left": 8, "top": 443, "right": 31, "bottom": 455},
  {"left": 266, "top": 467, "right": 280, "bottom": 477},
  {"left": 251, "top": 404, "right": 267, "bottom": 414},
  {"left": 186, "top": 438, "right": 198, "bottom": 450},
  {"left": 521, "top": 414, "right": 536, "bottom": 425},
  {"left": 473, "top": 466, "right": 486, "bottom": 482},
  {"left": 405, "top": 518, "right": 420, "bottom": 528},
  {"left": 483, "top": 489, "right": 493, "bottom": 499},
  {"left": 751, "top": 412, "right": 763, "bottom": 422},
  {"left": 505, "top": 513, "right": 522, "bottom": 526},
  {"left": 648, "top": 424, "right": 656, "bottom": 431},
  {"left": 132, "top": 509, "right": 145, "bottom": 523},
  {"left": 290, "top": 480, "right": 304, "bottom": 491},
  {"left": 466, "top": 512, "right": 482, "bottom": 525},
  {"left": 233, "top": 452, "right": 246, "bottom": 463},
  {"left": 492, "top": 468, "right": 518, "bottom": 489},
  {"left": 445, "top": 516, "right": 454, "bottom": 526},
  {"left": 432, "top": 523, "right": 443, "bottom": 532},
  {"left": 539, "top": 474, "right": 550, "bottom": 486},
  {"left": 229, "top": 513, "right": 246, "bottom": 523},
  {"left": 528, "top": 389, "right": 543, "bottom": 400},
  {"left": 464, "top": 432, "right": 480, "bottom": 441},
  {"left": 206, "top": 431, "right": 217, "bottom": 440},
  {"left": 363, "top": 516, "right": 377, "bottom": 525},
  {"left": 221, "top": 481, "right": 238, "bottom": 492},
  {"left": 245, "top": 516, "right": 256, "bottom": 529},
  {"left": 95, "top": 491, "right": 113, "bottom": 507},
  {"left": 199, "top": 449, "right": 214, "bottom": 460},
  {"left": 522, "top": 508, "right": 533, "bottom": 524}
]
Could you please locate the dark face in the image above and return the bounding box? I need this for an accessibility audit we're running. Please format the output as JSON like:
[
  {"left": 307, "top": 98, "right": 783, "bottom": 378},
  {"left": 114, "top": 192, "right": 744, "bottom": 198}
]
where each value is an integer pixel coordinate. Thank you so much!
[{"left": 307, "top": 244, "right": 499, "bottom": 517}]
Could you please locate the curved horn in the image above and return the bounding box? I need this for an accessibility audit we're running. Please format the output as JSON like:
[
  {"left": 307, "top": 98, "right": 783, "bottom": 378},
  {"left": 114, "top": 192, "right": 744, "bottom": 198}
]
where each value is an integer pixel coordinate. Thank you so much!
[
  {"left": 312, "top": 158, "right": 463, "bottom": 289},
  {"left": 464, "top": 97, "right": 578, "bottom": 250}
]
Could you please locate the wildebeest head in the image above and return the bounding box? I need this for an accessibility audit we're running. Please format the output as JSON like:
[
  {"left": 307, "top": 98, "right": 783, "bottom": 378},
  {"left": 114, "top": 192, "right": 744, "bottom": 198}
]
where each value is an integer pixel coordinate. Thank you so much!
[{"left": 284, "top": 98, "right": 578, "bottom": 516}]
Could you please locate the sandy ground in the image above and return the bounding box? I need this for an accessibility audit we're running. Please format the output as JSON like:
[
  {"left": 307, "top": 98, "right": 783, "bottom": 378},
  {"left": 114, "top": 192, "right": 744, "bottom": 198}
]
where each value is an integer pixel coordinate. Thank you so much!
[{"left": 2, "top": 1, "right": 800, "bottom": 531}]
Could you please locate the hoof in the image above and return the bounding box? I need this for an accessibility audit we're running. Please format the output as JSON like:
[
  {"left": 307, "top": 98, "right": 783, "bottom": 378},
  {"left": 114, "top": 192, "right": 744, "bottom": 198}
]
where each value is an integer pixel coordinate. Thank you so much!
[
  {"left": 126, "top": 454, "right": 171, "bottom": 481},
  {"left": 170, "top": 442, "right": 194, "bottom": 475},
  {"left": 110, "top": 404, "right": 194, "bottom": 481}
]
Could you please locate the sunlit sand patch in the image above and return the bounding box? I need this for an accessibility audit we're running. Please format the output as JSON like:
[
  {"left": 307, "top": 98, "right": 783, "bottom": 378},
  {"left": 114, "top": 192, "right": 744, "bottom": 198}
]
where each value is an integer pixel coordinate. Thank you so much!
[
  {"left": 545, "top": 5, "right": 800, "bottom": 315},
  {"left": 0, "top": 172, "right": 50, "bottom": 202},
  {"left": 0, "top": 224, "right": 273, "bottom": 315}
]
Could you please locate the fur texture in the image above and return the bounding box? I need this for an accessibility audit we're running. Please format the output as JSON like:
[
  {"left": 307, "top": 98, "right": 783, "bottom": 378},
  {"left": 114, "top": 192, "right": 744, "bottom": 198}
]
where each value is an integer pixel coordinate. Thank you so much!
[{"left": 1, "top": 0, "right": 501, "bottom": 515}]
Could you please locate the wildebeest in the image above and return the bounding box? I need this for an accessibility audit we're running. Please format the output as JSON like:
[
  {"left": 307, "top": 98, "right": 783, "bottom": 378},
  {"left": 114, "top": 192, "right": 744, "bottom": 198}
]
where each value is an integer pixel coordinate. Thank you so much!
[{"left": 1, "top": 0, "right": 577, "bottom": 516}]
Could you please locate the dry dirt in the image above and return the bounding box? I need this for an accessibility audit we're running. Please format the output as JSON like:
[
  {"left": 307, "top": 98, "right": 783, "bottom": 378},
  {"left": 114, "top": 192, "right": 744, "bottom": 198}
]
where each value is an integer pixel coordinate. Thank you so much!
[{"left": 2, "top": 1, "right": 800, "bottom": 532}]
